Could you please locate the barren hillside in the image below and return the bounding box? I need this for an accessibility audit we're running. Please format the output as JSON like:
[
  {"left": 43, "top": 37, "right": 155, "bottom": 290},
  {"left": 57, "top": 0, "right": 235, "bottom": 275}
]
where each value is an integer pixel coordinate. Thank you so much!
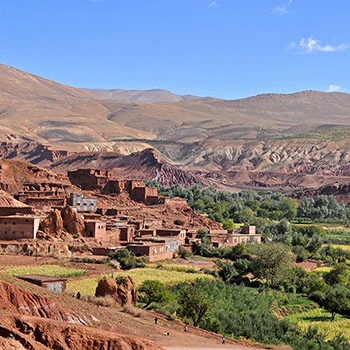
[{"left": 2, "top": 63, "right": 350, "bottom": 193}]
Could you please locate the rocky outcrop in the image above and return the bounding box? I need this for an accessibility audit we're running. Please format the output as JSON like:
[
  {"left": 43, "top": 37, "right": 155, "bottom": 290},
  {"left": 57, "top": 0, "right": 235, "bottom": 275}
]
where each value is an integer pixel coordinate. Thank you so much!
[
  {"left": 0, "top": 280, "right": 162, "bottom": 350},
  {"left": 0, "top": 316, "right": 163, "bottom": 350},
  {"left": 95, "top": 277, "right": 137, "bottom": 306},
  {"left": 40, "top": 209, "right": 64, "bottom": 236},
  {"left": 61, "top": 206, "right": 85, "bottom": 236},
  {"left": 0, "top": 281, "right": 88, "bottom": 323}
]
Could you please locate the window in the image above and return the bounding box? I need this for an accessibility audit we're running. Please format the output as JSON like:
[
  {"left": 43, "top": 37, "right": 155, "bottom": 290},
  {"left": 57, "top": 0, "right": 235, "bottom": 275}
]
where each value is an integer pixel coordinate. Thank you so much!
[
  {"left": 3, "top": 221, "right": 7, "bottom": 225},
  {"left": 13, "top": 222, "right": 16, "bottom": 225}
]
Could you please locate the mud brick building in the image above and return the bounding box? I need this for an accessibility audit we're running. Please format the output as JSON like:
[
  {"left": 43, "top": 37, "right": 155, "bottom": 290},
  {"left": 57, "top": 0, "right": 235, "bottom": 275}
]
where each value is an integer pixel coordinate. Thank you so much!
[
  {"left": 68, "top": 169, "right": 112, "bottom": 190},
  {"left": 0, "top": 215, "right": 41, "bottom": 240},
  {"left": 68, "top": 169, "right": 159, "bottom": 205},
  {"left": 127, "top": 241, "right": 175, "bottom": 262},
  {"left": 119, "top": 226, "right": 135, "bottom": 242},
  {"left": 17, "top": 274, "right": 67, "bottom": 293},
  {"left": 155, "top": 229, "right": 187, "bottom": 245},
  {"left": 208, "top": 226, "right": 261, "bottom": 248},
  {"left": 84, "top": 220, "right": 107, "bottom": 239}
]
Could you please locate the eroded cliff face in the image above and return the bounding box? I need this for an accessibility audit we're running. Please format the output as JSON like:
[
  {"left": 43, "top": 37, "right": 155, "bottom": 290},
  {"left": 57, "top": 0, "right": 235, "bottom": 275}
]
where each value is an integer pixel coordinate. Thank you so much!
[{"left": 0, "top": 280, "right": 162, "bottom": 350}]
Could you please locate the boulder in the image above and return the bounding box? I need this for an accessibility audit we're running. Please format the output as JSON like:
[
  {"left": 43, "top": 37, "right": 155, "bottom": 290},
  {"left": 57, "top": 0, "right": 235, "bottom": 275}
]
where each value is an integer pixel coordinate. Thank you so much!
[
  {"left": 40, "top": 209, "right": 63, "bottom": 235},
  {"left": 95, "top": 276, "right": 137, "bottom": 306},
  {"left": 61, "top": 205, "right": 85, "bottom": 236}
]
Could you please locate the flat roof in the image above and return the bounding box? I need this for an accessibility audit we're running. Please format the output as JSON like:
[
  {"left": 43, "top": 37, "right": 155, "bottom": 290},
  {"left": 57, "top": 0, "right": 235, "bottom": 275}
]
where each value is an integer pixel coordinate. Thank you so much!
[
  {"left": 16, "top": 274, "right": 67, "bottom": 283},
  {"left": 0, "top": 215, "right": 42, "bottom": 219}
]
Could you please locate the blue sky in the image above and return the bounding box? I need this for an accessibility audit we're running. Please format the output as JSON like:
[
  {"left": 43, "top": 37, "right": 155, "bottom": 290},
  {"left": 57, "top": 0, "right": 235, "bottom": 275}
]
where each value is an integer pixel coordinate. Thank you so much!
[{"left": 0, "top": 0, "right": 349, "bottom": 99}]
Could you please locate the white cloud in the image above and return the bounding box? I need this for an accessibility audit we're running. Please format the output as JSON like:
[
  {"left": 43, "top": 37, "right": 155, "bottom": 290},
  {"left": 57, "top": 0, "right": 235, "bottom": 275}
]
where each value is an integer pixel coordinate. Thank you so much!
[
  {"left": 328, "top": 84, "right": 341, "bottom": 92},
  {"left": 209, "top": 1, "right": 217, "bottom": 7},
  {"left": 273, "top": 0, "right": 293, "bottom": 14},
  {"left": 273, "top": 6, "right": 288, "bottom": 14},
  {"left": 287, "top": 36, "right": 349, "bottom": 54}
]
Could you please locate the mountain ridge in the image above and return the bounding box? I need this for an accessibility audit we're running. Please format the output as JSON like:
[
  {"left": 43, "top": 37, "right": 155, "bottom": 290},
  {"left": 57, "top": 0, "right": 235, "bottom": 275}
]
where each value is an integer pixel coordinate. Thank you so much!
[{"left": 2, "top": 63, "right": 350, "bottom": 195}]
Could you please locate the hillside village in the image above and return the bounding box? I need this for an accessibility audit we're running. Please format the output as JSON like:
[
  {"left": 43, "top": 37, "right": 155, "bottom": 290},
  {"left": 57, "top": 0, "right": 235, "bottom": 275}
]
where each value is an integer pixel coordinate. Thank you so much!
[{"left": 0, "top": 165, "right": 261, "bottom": 261}]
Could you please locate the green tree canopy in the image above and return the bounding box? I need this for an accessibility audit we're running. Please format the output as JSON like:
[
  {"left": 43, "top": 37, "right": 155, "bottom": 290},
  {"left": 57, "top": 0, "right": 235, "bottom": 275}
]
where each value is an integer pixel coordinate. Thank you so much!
[{"left": 138, "top": 279, "right": 170, "bottom": 309}]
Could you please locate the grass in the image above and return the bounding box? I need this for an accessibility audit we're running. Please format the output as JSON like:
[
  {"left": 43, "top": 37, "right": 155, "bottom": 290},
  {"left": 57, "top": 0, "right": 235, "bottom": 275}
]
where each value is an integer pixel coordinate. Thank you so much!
[
  {"left": 330, "top": 244, "right": 350, "bottom": 251},
  {"left": 313, "top": 266, "right": 332, "bottom": 274},
  {"left": 286, "top": 308, "right": 350, "bottom": 341},
  {"left": 67, "top": 267, "right": 214, "bottom": 295},
  {"left": 2, "top": 265, "right": 87, "bottom": 278}
]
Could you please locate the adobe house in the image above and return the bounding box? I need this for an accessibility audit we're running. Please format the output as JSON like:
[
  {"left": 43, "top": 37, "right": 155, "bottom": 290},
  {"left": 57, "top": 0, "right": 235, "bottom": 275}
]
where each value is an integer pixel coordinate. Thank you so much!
[
  {"left": 69, "top": 193, "right": 97, "bottom": 212},
  {"left": 131, "top": 186, "right": 159, "bottom": 204},
  {"left": 119, "top": 226, "right": 135, "bottom": 242},
  {"left": 17, "top": 274, "right": 67, "bottom": 293},
  {"left": 155, "top": 229, "right": 187, "bottom": 245},
  {"left": 0, "top": 215, "right": 41, "bottom": 240},
  {"left": 68, "top": 169, "right": 112, "bottom": 190},
  {"left": 84, "top": 220, "right": 107, "bottom": 239},
  {"left": 127, "top": 242, "right": 174, "bottom": 262},
  {"left": 136, "top": 229, "right": 156, "bottom": 237},
  {"left": 133, "top": 236, "right": 180, "bottom": 253},
  {"left": 240, "top": 225, "right": 256, "bottom": 234},
  {"left": 208, "top": 226, "right": 261, "bottom": 247}
]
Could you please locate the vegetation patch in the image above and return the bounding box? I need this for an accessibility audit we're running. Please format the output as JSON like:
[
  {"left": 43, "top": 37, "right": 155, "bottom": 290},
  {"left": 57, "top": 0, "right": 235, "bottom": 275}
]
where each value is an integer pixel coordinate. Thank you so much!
[
  {"left": 3, "top": 264, "right": 87, "bottom": 278},
  {"left": 67, "top": 268, "right": 213, "bottom": 295}
]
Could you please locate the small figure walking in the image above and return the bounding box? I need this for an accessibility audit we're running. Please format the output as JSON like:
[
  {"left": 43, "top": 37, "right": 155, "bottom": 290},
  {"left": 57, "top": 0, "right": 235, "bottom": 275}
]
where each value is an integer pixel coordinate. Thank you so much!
[
  {"left": 76, "top": 291, "right": 81, "bottom": 300},
  {"left": 221, "top": 335, "right": 226, "bottom": 344},
  {"left": 154, "top": 317, "right": 158, "bottom": 325},
  {"left": 184, "top": 324, "right": 188, "bottom": 332}
]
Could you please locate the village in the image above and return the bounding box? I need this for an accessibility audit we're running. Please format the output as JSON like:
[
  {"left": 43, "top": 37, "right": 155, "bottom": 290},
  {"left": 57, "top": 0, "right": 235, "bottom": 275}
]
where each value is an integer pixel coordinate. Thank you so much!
[{"left": 0, "top": 168, "right": 261, "bottom": 262}]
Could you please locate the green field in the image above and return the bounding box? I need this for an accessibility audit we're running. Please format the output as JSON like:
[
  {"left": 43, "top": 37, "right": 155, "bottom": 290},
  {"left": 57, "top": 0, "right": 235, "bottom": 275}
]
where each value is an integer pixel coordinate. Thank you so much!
[
  {"left": 2, "top": 265, "right": 87, "bottom": 278},
  {"left": 67, "top": 267, "right": 214, "bottom": 295},
  {"left": 286, "top": 308, "right": 350, "bottom": 341}
]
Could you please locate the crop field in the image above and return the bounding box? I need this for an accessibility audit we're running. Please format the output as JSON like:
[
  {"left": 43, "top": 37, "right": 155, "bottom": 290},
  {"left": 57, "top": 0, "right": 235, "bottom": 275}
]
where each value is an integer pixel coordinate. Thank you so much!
[
  {"left": 2, "top": 265, "right": 87, "bottom": 278},
  {"left": 67, "top": 267, "right": 214, "bottom": 295},
  {"left": 286, "top": 308, "right": 350, "bottom": 341}
]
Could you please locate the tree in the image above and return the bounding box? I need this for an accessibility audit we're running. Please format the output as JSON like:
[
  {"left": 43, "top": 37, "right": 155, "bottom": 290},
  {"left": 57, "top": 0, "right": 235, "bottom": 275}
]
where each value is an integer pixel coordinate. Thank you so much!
[
  {"left": 251, "top": 243, "right": 294, "bottom": 288},
  {"left": 320, "top": 285, "right": 350, "bottom": 321},
  {"left": 215, "top": 260, "right": 239, "bottom": 283},
  {"left": 178, "top": 283, "right": 210, "bottom": 326},
  {"left": 138, "top": 280, "right": 170, "bottom": 309},
  {"left": 324, "top": 263, "right": 350, "bottom": 286}
]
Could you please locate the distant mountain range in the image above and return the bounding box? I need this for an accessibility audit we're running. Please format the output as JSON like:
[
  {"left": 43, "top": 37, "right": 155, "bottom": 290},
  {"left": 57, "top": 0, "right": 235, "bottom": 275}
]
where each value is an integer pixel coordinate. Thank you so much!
[
  {"left": 83, "top": 88, "right": 200, "bottom": 103},
  {"left": 1, "top": 62, "right": 350, "bottom": 197}
]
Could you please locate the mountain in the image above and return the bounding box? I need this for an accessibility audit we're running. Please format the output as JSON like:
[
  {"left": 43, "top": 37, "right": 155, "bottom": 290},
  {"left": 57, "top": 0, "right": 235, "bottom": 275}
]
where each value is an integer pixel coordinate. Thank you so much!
[
  {"left": 83, "top": 88, "right": 200, "bottom": 102},
  {"left": 2, "top": 63, "right": 350, "bottom": 193}
]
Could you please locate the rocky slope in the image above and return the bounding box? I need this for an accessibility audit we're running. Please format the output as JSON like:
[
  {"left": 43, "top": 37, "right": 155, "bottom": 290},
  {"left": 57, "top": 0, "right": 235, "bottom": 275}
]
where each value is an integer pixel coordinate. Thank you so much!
[
  {"left": 0, "top": 158, "right": 72, "bottom": 194},
  {"left": 0, "top": 280, "right": 162, "bottom": 349}
]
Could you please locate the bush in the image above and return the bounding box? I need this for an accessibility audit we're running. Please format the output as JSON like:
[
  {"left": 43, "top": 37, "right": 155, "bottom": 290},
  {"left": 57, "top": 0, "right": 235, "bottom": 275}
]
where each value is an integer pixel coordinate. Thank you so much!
[{"left": 109, "top": 249, "right": 146, "bottom": 270}]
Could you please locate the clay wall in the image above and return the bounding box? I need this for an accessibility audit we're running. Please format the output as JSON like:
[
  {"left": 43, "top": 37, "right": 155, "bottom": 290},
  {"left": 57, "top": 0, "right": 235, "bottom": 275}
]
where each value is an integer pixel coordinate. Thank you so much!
[
  {"left": 0, "top": 207, "right": 33, "bottom": 216},
  {"left": 156, "top": 229, "right": 186, "bottom": 244},
  {"left": 240, "top": 225, "right": 256, "bottom": 234},
  {"left": 119, "top": 226, "right": 135, "bottom": 242},
  {"left": 84, "top": 221, "right": 107, "bottom": 239},
  {"left": 0, "top": 216, "right": 40, "bottom": 240},
  {"left": 25, "top": 197, "right": 66, "bottom": 209},
  {"left": 159, "top": 197, "right": 188, "bottom": 207},
  {"left": 127, "top": 243, "right": 173, "bottom": 262}
]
